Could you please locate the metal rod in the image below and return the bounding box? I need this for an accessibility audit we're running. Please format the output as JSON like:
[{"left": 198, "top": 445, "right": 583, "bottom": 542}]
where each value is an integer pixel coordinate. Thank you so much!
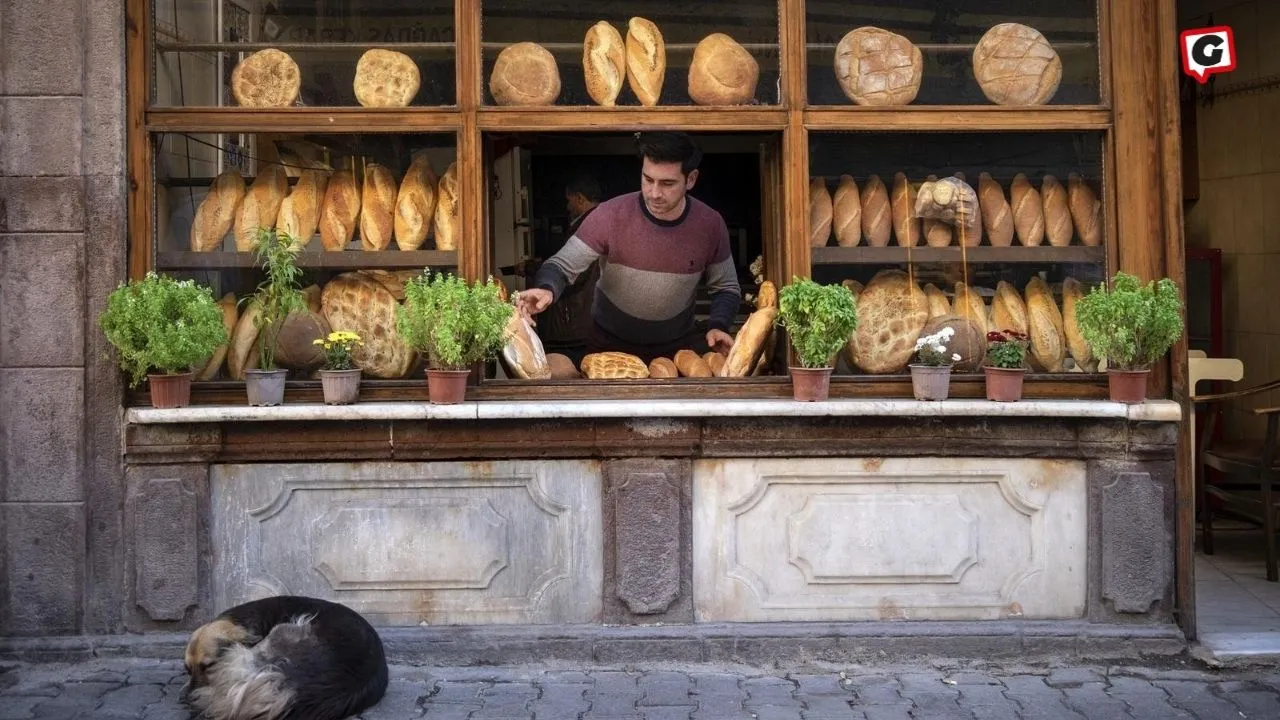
[{"left": 155, "top": 41, "right": 455, "bottom": 52}]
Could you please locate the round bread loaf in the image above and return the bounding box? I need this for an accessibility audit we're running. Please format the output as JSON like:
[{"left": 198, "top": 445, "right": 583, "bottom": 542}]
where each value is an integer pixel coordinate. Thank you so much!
[
  {"left": 833, "top": 27, "right": 923, "bottom": 106},
  {"left": 688, "top": 33, "right": 759, "bottom": 106},
  {"left": 973, "top": 23, "right": 1062, "bottom": 106},
  {"left": 648, "top": 357, "right": 679, "bottom": 379},
  {"left": 354, "top": 49, "right": 421, "bottom": 108},
  {"left": 547, "top": 353, "right": 582, "bottom": 379},
  {"left": 921, "top": 314, "right": 987, "bottom": 372},
  {"left": 272, "top": 310, "right": 331, "bottom": 372},
  {"left": 490, "top": 42, "right": 561, "bottom": 106},
  {"left": 321, "top": 272, "right": 415, "bottom": 378},
  {"left": 231, "top": 49, "right": 301, "bottom": 108},
  {"left": 850, "top": 270, "right": 929, "bottom": 374}
]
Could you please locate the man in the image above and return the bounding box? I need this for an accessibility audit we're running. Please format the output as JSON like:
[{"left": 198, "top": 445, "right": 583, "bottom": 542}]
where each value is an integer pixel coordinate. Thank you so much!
[
  {"left": 529, "top": 173, "right": 605, "bottom": 366},
  {"left": 519, "top": 132, "right": 741, "bottom": 365}
]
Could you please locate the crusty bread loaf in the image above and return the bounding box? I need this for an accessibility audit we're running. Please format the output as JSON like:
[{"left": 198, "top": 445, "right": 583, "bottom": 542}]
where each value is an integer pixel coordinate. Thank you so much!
[
  {"left": 924, "top": 283, "right": 952, "bottom": 319},
  {"left": 850, "top": 270, "right": 929, "bottom": 374},
  {"left": 1041, "top": 174, "right": 1072, "bottom": 247},
  {"left": 891, "top": 173, "right": 920, "bottom": 247},
  {"left": 228, "top": 300, "right": 262, "bottom": 381},
  {"left": 230, "top": 49, "right": 300, "bottom": 108},
  {"left": 704, "top": 352, "right": 727, "bottom": 375},
  {"left": 689, "top": 33, "right": 759, "bottom": 106},
  {"left": 842, "top": 279, "right": 864, "bottom": 298},
  {"left": 359, "top": 163, "right": 397, "bottom": 251},
  {"left": 433, "top": 162, "right": 460, "bottom": 251},
  {"left": 1068, "top": 173, "right": 1102, "bottom": 247},
  {"left": 755, "top": 280, "right": 778, "bottom": 310},
  {"left": 191, "top": 170, "right": 245, "bottom": 252},
  {"left": 235, "top": 164, "right": 288, "bottom": 252},
  {"left": 197, "top": 293, "right": 239, "bottom": 381},
  {"left": 674, "top": 348, "right": 713, "bottom": 377},
  {"left": 547, "top": 353, "right": 582, "bottom": 379},
  {"left": 1010, "top": 173, "right": 1045, "bottom": 246},
  {"left": 321, "top": 272, "right": 415, "bottom": 378},
  {"left": 648, "top": 357, "right": 679, "bottom": 379},
  {"left": 915, "top": 176, "right": 980, "bottom": 230},
  {"left": 491, "top": 42, "right": 561, "bottom": 106},
  {"left": 277, "top": 169, "right": 329, "bottom": 251},
  {"left": 953, "top": 282, "right": 990, "bottom": 336},
  {"left": 584, "top": 22, "right": 626, "bottom": 107},
  {"left": 1061, "top": 276, "right": 1094, "bottom": 371},
  {"left": 272, "top": 309, "right": 331, "bottom": 371},
  {"left": 319, "top": 168, "right": 361, "bottom": 251},
  {"left": 832, "top": 174, "right": 861, "bottom": 247},
  {"left": 809, "top": 177, "right": 833, "bottom": 247},
  {"left": 354, "top": 49, "right": 420, "bottom": 108},
  {"left": 500, "top": 311, "right": 551, "bottom": 380},
  {"left": 1025, "top": 276, "right": 1066, "bottom": 372},
  {"left": 582, "top": 351, "right": 649, "bottom": 379},
  {"left": 626, "top": 17, "right": 665, "bottom": 106},
  {"left": 833, "top": 27, "right": 923, "bottom": 106},
  {"left": 973, "top": 23, "right": 1062, "bottom": 106},
  {"left": 718, "top": 306, "right": 778, "bottom": 377},
  {"left": 978, "top": 172, "right": 1014, "bottom": 247},
  {"left": 860, "top": 174, "right": 891, "bottom": 247},
  {"left": 394, "top": 152, "right": 438, "bottom": 251},
  {"left": 990, "top": 280, "right": 1029, "bottom": 337}
]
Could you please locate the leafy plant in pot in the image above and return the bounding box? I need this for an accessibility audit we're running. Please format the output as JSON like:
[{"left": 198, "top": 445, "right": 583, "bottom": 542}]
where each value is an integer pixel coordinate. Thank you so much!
[
  {"left": 313, "top": 331, "right": 364, "bottom": 405},
  {"left": 1074, "top": 272, "right": 1184, "bottom": 404},
  {"left": 909, "top": 327, "right": 961, "bottom": 401},
  {"left": 775, "top": 278, "right": 858, "bottom": 402},
  {"left": 983, "top": 330, "right": 1030, "bottom": 402},
  {"left": 242, "top": 228, "right": 307, "bottom": 406},
  {"left": 99, "top": 272, "right": 228, "bottom": 408},
  {"left": 395, "top": 270, "right": 513, "bottom": 404}
]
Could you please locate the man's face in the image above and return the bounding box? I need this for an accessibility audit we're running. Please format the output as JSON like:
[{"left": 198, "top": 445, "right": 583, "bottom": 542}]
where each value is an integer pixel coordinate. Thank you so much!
[
  {"left": 641, "top": 158, "right": 697, "bottom": 217},
  {"left": 566, "top": 191, "right": 589, "bottom": 219}
]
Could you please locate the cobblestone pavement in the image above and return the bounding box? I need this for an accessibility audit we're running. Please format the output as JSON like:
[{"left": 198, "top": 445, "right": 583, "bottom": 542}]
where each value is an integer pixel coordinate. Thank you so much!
[{"left": 3, "top": 657, "right": 1280, "bottom": 719}]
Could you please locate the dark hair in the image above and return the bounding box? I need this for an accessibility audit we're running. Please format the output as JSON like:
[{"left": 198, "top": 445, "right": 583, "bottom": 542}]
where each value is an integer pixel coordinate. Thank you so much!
[
  {"left": 565, "top": 172, "right": 603, "bottom": 203},
  {"left": 634, "top": 131, "right": 703, "bottom": 175}
]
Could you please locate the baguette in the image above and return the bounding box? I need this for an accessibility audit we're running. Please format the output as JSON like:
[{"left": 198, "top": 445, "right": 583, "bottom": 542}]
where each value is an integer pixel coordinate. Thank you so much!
[
  {"left": 191, "top": 170, "right": 245, "bottom": 252},
  {"left": 891, "top": 172, "right": 920, "bottom": 247},
  {"left": 1061, "top": 276, "right": 1094, "bottom": 370},
  {"left": 718, "top": 307, "right": 778, "bottom": 377},
  {"left": 1025, "top": 276, "right": 1066, "bottom": 372},
  {"left": 832, "top": 174, "right": 862, "bottom": 247},
  {"left": 434, "top": 162, "right": 460, "bottom": 251},
  {"left": 990, "top": 280, "right": 1029, "bottom": 337},
  {"left": 860, "top": 174, "right": 891, "bottom": 247},
  {"left": 1041, "top": 174, "right": 1072, "bottom": 247},
  {"left": 235, "top": 165, "right": 288, "bottom": 251},
  {"left": 319, "top": 168, "right": 361, "bottom": 251},
  {"left": 648, "top": 357, "right": 679, "bottom": 378},
  {"left": 703, "top": 352, "right": 727, "bottom": 375},
  {"left": 809, "top": 177, "right": 833, "bottom": 247},
  {"left": 359, "top": 163, "right": 397, "bottom": 251},
  {"left": 674, "top": 348, "right": 713, "bottom": 377},
  {"left": 978, "top": 172, "right": 1014, "bottom": 247},
  {"left": 277, "top": 169, "right": 329, "bottom": 251},
  {"left": 626, "top": 17, "right": 665, "bottom": 106},
  {"left": 1068, "top": 173, "right": 1103, "bottom": 247},
  {"left": 584, "top": 22, "right": 626, "bottom": 107},
  {"left": 394, "top": 152, "right": 439, "bottom": 251},
  {"left": 1010, "top": 173, "right": 1045, "bottom": 246}
]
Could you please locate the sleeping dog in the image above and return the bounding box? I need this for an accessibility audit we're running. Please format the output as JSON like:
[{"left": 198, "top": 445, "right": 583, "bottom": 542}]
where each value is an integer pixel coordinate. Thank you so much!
[{"left": 183, "top": 595, "right": 388, "bottom": 720}]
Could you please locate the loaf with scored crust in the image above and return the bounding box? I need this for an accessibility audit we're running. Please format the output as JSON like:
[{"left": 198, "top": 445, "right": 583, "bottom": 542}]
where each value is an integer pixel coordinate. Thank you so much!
[
  {"left": 810, "top": 177, "right": 833, "bottom": 247},
  {"left": 833, "top": 175, "right": 861, "bottom": 247},
  {"left": 191, "top": 170, "right": 244, "bottom": 252},
  {"left": 584, "top": 22, "right": 626, "bottom": 107},
  {"left": 626, "top": 17, "right": 665, "bottom": 106}
]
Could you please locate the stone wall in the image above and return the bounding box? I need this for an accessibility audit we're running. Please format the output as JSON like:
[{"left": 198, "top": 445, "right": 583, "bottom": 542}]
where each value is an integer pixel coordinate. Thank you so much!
[{"left": 0, "top": 0, "right": 126, "bottom": 636}]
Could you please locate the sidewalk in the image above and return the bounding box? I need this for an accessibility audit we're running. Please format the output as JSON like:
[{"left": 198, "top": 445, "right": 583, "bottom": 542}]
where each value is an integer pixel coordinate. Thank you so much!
[{"left": 3, "top": 657, "right": 1279, "bottom": 719}]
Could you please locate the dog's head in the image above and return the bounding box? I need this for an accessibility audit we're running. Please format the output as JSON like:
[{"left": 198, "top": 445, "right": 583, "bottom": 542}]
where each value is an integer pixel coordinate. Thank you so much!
[{"left": 182, "top": 618, "right": 253, "bottom": 696}]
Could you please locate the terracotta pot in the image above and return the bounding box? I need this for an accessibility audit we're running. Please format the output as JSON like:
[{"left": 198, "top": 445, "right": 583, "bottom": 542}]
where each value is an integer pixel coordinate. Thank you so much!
[
  {"left": 148, "top": 372, "right": 193, "bottom": 409},
  {"left": 789, "top": 366, "right": 833, "bottom": 402},
  {"left": 427, "top": 368, "right": 471, "bottom": 404},
  {"left": 983, "top": 366, "right": 1026, "bottom": 402},
  {"left": 1107, "top": 368, "right": 1150, "bottom": 404},
  {"left": 320, "top": 368, "right": 361, "bottom": 405},
  {"left": 245, "top": 368, "right": 287, "bottom": 406},
  {"left": 909, "top": 364, "right": 953, "bottom": 401}
]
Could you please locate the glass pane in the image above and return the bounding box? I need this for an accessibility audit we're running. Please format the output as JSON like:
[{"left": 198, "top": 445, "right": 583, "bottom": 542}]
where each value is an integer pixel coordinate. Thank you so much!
[
  {"left": 808, "top": 130, "right": 1106, "bottom": 376},
  {"left": 152, "top": 1, "right": 456, "bottom": 107},
  {"left": 481, "top": 1, "right": 781, "bottom": 107},
  {"left": 806, "top": 1, "right": 1100, "bottom": 106}
]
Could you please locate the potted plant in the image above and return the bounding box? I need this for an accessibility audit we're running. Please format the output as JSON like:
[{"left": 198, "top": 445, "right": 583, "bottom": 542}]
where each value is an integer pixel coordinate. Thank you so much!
[
  {"left": 983, "top": 330, "right": 1030, "bottom": 402},
  {"left": 99, "top": 272, "right": 228, "bottom": 409},
  {"left": 395, "top": 270, "right": 513, "bottom": 404},
  {"left": 313, "top": 330, "right": 364, "bottom": 405},
  {"left": 776, "top": 277, "right": 859, "bottom": 402},
  {"left": 1074, "top": 272, "right": 1184, "bottom": 404},
  {"left": 243, "top": 228, "right": 307, "bottom": 406},
  {"left": 909, "top": 326, "right": 960, "bottom": 401}
]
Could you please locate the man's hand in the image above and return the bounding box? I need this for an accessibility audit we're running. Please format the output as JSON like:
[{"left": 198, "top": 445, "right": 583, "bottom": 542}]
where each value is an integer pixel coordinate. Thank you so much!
[
  {"left": 706, "top": 329, "right": 735, "bottom": 354},
  {"left": 517, "top": 288, "right": 553, "bottom": 319}
]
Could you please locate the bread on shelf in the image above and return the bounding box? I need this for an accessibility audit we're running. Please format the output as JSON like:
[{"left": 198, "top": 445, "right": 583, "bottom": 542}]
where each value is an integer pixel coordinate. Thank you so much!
[
  {"left": 689, "top": 33, "right": 759, "bottom": 106},
  {"left": 833, "top": 27, "right": 923, "bottom": 106},
  {"left": 626, "top": 17, "right": 665, "bottom": 106},
  {"left": 860, "top": 174, "right": 891, "bottom": 247},
  {"left": 490, "top": 42, "right": 561, "bottom": 106},
  {"left": 833, "top": 175, "right": 862, "bottom": 247},
  {"left": 972, "top": 23, "right": 1062, "bottom": 106},
  {"left": 191, "top": 170, "right": 244, "bottom": 252},
  {"left": 584, "top": 22, "right": 627, "bottom": 107},
  {"left": 809, "top": 177, "right": 833, "bottom": 247}
]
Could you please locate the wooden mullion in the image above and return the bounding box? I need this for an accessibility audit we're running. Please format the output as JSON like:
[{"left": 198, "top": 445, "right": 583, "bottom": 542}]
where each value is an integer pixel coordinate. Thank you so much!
[
  {"left": 127, "top": 0, "right": 152, "bottom": 281},
  {"left": 457, "top": 0, "right": 484, "bottom": 282}
]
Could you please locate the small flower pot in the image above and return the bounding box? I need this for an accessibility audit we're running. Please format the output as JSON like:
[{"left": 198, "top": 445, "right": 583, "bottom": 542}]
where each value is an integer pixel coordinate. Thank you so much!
[
  {"left": 320, "top": 368, "right": 361, "bottom": 405},
  {"left": 1107, "top": 368, "right": 1150, "bottom": 404},
  {"left": 245, "top": 368, "right": 287, "bottom": 406},
  {"left": 984, "top": 366, "right": 1026, "bottom": 402},
  {"left": 148, "top": 372, "right": 193, "bottom": 409},
  {"left": 789, "top": 366, "right": 833, "bottom": 402},
  {"left": 909, "top": 364, "right": 953, "bottom": 401},
  {"left": 427, "top": 368, "right": 471, "bottom": 404}
]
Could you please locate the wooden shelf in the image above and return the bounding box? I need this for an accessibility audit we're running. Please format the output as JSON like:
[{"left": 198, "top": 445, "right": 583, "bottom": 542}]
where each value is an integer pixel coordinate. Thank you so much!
[
  {"left": 156, "top": 250, "right": 457, "bottom": 270},
  {"left": 146, "top": 108, "right": 462, "bottom": 133},
  {"left": 804, "top": 106, "right": 1111, "bottom": 131},
  {"left": 811, "top": 245, "right": 1105, "bottom": 265},
  {"left": 477, "top": 106, "right": 788, "bottom": 131}
]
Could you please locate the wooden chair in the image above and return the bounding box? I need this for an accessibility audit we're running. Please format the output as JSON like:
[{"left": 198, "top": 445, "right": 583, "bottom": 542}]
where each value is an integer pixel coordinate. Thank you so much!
[{"left": 1194, "top": 378, "right": 1280, "bottom": 580}]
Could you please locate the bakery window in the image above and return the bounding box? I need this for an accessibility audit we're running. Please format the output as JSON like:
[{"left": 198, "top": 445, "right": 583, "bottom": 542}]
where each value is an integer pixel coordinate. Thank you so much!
[
  {"left": 479, "top": 1, "right": 782, "bottom": 108},
  {"left": 151, "top": 0, "right": 457, "bottom": 108},
  {"left": 805, "top": 0, "right": 1102, "bottom": 108},
  {"left": 807, "top": 130, "right": 1109, "bottom": 382}
]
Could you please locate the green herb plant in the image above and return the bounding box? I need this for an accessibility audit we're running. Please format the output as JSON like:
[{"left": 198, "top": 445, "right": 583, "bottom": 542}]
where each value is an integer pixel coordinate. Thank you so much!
[
  {"left": 985, "top": 330, "right": 1030, "bottom": 370},
  {"left": 99, "top": 272, "right": 228, "bottom": 388},
  {"left": 1074, "top": 272, "right": 1183, "bottom": 371},
  {"left": 395, "top": 270, "right": 514, "bottom": 371},
  {"left": 776, "top": 278, "right": 859, "bottom": 369},
  {"left": 246, "top": 228, "right": 307, "bottom": 371}
]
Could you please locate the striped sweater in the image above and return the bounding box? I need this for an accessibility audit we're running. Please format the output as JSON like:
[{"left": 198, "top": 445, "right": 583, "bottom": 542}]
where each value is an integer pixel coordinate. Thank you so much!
[{"left": 533, "top": 192, "right": 741, "bottom": 346}]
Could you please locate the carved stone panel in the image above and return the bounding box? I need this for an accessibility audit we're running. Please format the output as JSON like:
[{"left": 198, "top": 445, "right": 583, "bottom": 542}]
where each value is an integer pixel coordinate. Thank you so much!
[
  {"left": 210, "top": 461, "right": 603, "bottom": 625},
  {"left": 125, "top": 465, "right": 205, "bottom": 623},
  {"left": 1099, "top": 470, "right": 1172, "bottom": 615},
  {"left": 604, "top": 459, "right": 690, "bottom": 619},
  {"left": 693, "top": 457, "right": 1087, "bottom": 622}
]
